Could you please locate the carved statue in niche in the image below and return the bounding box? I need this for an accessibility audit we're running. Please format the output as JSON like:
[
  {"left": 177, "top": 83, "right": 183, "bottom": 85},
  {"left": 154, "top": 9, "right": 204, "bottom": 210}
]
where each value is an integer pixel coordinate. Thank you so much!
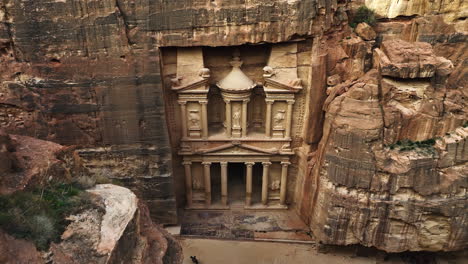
[
  {"left": 232, "top": 105, "right": 241, "bottom": 128},
  {"left": 188, "top": 109, "right": 200, "bottom": 129},
  {"left": 270, "top": 180, "right": 280, "bottom": 191},
  {"left": 273, "top": 109, "right": 285, "bottom": 128},
  {"left": 193, "top": 175, "right": 203, "bottom": 190}
]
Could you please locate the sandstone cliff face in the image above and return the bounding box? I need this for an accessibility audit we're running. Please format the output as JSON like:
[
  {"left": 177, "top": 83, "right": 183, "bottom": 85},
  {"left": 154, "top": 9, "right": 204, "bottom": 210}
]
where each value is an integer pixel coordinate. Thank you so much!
[
  {"left": 1, "top": 0, "right": 467, "bottom": 254},
  {"left": 308, "top": 38, "right": 467, "bottom": 252},
  {"left": 0, "top": 0, "right": 351, "bottom": 225}
]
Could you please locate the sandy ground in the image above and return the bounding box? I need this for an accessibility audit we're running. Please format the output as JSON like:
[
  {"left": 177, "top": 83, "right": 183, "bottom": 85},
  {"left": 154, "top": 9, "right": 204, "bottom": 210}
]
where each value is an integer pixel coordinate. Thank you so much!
[{"left": 179, "top": 238, "right": 376, "bottom": 264}]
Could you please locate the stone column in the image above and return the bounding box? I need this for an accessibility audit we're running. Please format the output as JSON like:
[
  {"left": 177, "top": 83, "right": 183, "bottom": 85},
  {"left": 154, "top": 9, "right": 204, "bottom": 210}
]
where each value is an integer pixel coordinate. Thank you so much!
[
  {"left": 280, "top": 161, "right": 290, "bottom": 205},
  {"left": 220, "top": 162, "right": 228, "bottom": 206},
  {"left": 245, "top": 162, "right": 255, "bottom": 206},
  {"left": 179, "top": 101, "right": 187, "bottom": 138},
  {"left": 261, "top": 162, "right": 271, "bottom": 205},
  {"left": 242, "top": 99, "right": 249, "bottom": 137},
  {"left": 285, "top": 100, "right": 295, "bottom": 138},
  {"left": 200, "top": 100, "right": 208, "bottom": 139},
  {"left": 183, "top": 161, "right": 193, "bottom": 208},
  {"left": 265, "top": 100, "right": 273, "bottom": 137},
  {"left": 225, "top": 100, "right": 231, "bottom": 137},
  {"left": 202, "top": 162, "right": 212, "bottom": 206}
]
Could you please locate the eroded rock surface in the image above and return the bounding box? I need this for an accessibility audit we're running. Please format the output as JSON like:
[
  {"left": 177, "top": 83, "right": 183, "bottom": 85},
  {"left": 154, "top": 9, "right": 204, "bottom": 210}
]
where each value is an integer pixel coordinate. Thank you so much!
[
  {"left": 50, "top": 184, "right": 182, "bottom": 264},
  {"left": 309, "top": 41, "right": 467, "bottom": 251}
]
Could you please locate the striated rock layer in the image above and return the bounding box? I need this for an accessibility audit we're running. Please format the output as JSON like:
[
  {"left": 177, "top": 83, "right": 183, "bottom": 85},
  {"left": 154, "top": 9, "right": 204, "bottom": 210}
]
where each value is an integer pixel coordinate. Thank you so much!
[
  {"left": 0, "top": 0, "right": 466, "bottom": 253},
  {"left": 0, "top": 0, "right": 350, "bottom": 225},
  {"left": 308, "top": 37, "right": 467, "bottom": 251}
]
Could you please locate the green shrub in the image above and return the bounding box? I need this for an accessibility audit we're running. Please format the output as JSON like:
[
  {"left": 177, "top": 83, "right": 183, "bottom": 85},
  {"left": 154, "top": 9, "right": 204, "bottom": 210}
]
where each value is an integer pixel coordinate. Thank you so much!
[
  {"left": 388, "top": 138, "right": 436, "bottom": 154},
  {"left": 0, "top": 183, "right": 93, "bottom": 250},
  {"left": 350, "top": 6, "right": 377, "bottom": 28}
]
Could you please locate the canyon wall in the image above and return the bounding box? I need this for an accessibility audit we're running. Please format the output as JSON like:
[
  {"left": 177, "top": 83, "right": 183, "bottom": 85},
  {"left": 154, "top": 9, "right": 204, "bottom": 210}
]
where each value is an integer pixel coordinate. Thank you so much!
[
  {"left": 0, "top": 0, "right": 349, "bottom": 224},
  {"left": 0, "top": 0, "right": 466, "bottom": 253},
  {"left": 305, "top": 1, "right": 467, "bottom": 252}
]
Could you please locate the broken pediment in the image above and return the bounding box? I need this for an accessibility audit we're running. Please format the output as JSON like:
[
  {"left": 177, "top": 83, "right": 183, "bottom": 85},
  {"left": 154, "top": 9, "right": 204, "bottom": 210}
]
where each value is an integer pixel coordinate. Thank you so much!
[
  {"left": 197, "top": 143, "right": 278, "bottom": 156},
  {"left": 171, "top": 47, "right": 210, "bottom": 93},
  {"left": 263, "top": 43, "right": 303, "bottom": 93}
]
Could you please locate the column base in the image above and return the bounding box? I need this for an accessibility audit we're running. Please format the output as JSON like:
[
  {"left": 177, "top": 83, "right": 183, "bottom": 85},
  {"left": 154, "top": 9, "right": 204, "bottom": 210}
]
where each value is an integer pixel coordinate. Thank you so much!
[{"left": 244, "top": 203, "right": 288, "bottom": 210}]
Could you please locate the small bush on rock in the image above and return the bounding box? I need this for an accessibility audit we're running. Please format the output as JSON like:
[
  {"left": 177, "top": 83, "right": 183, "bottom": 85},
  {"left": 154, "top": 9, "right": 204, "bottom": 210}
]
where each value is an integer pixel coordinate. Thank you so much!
[
  {"left": 0, "top": 183, "right": 94, "bottom": 250},
  {"left": 350, "top": 6, "right": 376, "bottom": 28}
]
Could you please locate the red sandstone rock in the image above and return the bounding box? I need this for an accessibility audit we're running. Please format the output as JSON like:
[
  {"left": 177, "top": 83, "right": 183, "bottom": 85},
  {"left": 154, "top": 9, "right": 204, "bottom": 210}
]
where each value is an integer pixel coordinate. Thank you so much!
[
  {"left": 355, "top": 23, "right": 376, "bottom": 41},
  {"left": 374, "top": 39, "right": 454, "bottom": 79},
  {"left": 0, "top": 231, "right": 42, "bottom": 264}
]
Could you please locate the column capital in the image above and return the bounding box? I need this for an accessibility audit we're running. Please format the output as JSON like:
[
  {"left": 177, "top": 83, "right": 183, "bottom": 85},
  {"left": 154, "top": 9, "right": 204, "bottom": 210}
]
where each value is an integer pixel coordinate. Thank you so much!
[
  {"left": 178, "top": 100, "right": 187, "bottom": 105},
  {"left": 220, "top": 161, "right": 228, "bottom": 166},
  {"left": 243, "top": 99, "right": 250, "bottom": 103},
  {"left": 245, "top": 162, "right": 255, "bottom": 166},
  {"left": 287, "top": 100, "right": 295, "bottom": 105},
  {"left": 182, "top": 161, "right": 192, "bottom": 166},
  {"left": 199, "top": 100, "right": 208, "bottom": 105},
  {"left": 262, "top": 161, "right": 272, "bottom": 166},
  {"left": 265, "top": 99, "right": 274, "bottom": 104},
  {"left": 202, "top": 161, "right": 212, "bottom": 166},
  {"left": 281, "top": 161, "right": 291, "bottom": 166},
  {"left": 224, "top": 99, "right": 231, "bottom": 104}
]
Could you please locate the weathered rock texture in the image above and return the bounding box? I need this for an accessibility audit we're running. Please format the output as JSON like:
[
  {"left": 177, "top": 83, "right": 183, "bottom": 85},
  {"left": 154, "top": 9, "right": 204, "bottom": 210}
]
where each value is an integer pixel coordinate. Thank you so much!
[
  {"left": 307, "top": 37, "right": 467, "bottom": 252},
  {"left": 0, "top": 230, "right": 43, "bottom": 264},
  {"left": 0, "top": 0, "right": 352, "bottom": 225},
  {"left": 0, "top": 0, "right": 466, "bottom": 254},
  {"left": 50, "top": 184, "right": 183, "bottom": 264},
  {"left": 0, "top": 130, "right": 86, "bottom": 195}
]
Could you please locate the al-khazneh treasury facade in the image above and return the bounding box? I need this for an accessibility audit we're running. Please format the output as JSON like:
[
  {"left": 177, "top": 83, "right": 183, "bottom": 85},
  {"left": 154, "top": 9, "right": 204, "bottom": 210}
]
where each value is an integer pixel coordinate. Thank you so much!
[{"left": 166, "top": 44, "right": 306, "bottom": 210}]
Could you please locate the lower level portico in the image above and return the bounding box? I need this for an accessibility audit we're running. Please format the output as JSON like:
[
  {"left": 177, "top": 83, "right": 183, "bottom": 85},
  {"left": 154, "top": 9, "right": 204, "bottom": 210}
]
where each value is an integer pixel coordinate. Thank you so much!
[{"left": 182, "top": 155, "right": 291, "bottom": 210}]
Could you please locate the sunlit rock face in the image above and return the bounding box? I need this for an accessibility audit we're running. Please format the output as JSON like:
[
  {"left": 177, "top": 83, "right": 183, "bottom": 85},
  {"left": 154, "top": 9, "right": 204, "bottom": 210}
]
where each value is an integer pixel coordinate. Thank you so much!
[
  {"left": 0, "top": 0, "right": 466, "bottom": 253},
  {"left": 308, "top": 39, "right": 467, "bottom": 252},
  {"left": 0, "top": 0, "right": 349, "bottom": 225}
]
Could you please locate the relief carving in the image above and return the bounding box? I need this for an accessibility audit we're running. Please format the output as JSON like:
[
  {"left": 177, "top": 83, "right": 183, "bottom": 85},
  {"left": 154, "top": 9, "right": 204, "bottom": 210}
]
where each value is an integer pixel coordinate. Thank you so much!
[
  {"left": 188, "top": 109, "right": 201, "bottom": 129},
  {"left": 269, "top": 180, "right": 280, "bottom": 191},
  {"left": 232, "top": 105, "right": 241, "bottom": 128},
  {"left": 273, "top": 109, "right": 285, "bottom": 129},
  {"left": 193, "top": 175, "right": 204, "bottom": 190}
]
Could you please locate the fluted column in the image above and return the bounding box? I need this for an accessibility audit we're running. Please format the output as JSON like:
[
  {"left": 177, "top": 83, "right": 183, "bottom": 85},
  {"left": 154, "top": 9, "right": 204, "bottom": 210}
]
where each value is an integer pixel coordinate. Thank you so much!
[
  {"left": 261, "top": 162, "right": 271, "bottom": 205},
  {"left": 202, "top": 162, "right": 212, "bottom": 206},
  {"left": 178, "top": 101, "right": 187, "bottom": 138},
  {"left": 285, "top": 100, "right": 295, "bottom": 138},
  {"left": 183, "top": 161, "right": 193, "bottom": 208},
  {"left": 280, "top": 161, "right": 290, "bottom": 205},
  {"left": 242, "top": 99, "right": 249, "bottom": 137},
  {"left": 265, "top": 100, "right": 273, "bottom": 137},
  {"left": 200, "top": 100, "right": 208, "bottom": 139},
  {"left": 220, "top": 162, "right": 228, "bottom": 206},
  {"left": 245, "top": 162, "right": 255, "bottom": 206},
  {"left": 225, "top": 100, "right": 231, "bottom": 137}
]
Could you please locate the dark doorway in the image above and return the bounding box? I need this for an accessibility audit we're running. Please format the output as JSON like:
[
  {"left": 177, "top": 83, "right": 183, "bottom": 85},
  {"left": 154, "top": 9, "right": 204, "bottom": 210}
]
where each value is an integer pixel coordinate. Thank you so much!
[
  {"left": 228, "top": 163, "right": 245, "bottom": 206},
  {"left": 210, "top": 163, "right": 221, "bottom": 205},
  {"left": 252, "top": 163, "right": 263, "bottom": 204}
]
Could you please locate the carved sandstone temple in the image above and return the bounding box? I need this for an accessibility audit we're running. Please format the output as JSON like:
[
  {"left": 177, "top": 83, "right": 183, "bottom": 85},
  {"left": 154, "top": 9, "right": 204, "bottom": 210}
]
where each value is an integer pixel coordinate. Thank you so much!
[{"left": 169, "top": 46, "right": 303, "bottom": 209}]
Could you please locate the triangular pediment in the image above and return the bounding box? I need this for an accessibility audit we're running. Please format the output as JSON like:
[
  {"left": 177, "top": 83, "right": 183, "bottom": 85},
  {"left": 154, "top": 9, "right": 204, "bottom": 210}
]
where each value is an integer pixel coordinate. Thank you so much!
[
  {"left": 197, "top": 143, "right": 278, "bottom": 156},
  {"left": 263, "top": 78, "right": 302, "bottom": 93},
  {"left": 171, "top": 78, "right": 209, "bottom": 93}
]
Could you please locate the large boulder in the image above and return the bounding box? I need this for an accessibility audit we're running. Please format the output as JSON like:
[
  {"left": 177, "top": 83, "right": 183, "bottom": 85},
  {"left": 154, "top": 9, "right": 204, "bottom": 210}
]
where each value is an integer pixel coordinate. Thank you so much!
[
  {"left": 50, "top": 184, "right": 183, "bottom": 264},
  {"left": 374, "top": 39, "right": 454, "bottom": 79}
]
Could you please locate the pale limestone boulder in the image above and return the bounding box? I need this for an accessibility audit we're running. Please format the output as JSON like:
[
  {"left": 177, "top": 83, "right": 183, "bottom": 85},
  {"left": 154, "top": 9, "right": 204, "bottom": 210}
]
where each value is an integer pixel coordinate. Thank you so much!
[{"left": 355, "top": 23, "right": 376, "bottom": 41}]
